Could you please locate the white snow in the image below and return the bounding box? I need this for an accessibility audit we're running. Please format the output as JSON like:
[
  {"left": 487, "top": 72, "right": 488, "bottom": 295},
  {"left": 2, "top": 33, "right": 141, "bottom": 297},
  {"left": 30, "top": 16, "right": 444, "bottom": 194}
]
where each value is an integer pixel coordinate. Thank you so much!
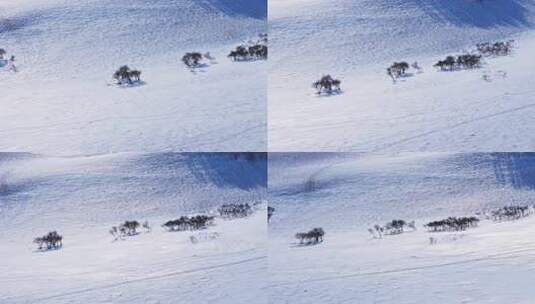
[
  {"left": 268, "top": 153, "right": 535, "bottom": 303},
  {"left": 269, "top": 0, "right": 535, "bottom": 152},
  {"left": 0, "top": 152, "right": 267, "bottom": 304},
  {"left": 0, "top": 0, "right": 267, "bottom": 154}
]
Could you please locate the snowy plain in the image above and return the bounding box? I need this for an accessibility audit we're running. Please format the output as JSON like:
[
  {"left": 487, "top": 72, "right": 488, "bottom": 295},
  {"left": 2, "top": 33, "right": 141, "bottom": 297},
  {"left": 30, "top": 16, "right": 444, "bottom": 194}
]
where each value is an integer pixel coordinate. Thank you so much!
[
  {"left": 0, "top": 0, "right": 267, "bottom": 154},
  {"left": 269, "top": 0, "right": 535, "bottom": 152},
  {"left": 268, "top": 153, "right": 535, "bottom": 303},
  {"left": 0, "top": 152, "right": 267, "bottom": 304}
]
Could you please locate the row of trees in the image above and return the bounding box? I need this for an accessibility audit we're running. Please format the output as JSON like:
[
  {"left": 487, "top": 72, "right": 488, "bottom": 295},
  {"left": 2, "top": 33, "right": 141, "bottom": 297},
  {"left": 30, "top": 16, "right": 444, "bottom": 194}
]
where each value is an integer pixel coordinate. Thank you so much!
[
  {"left": 490, "top": 205, "right": 532, "bottom": 222},
  {"left": 218, "top": 203, "right": 253, "bottom": 218},
  {"left": 434, "top": 54, "right": 482, "bottom": 71},
  {"left": 33, "top": 231, "right": 63, "bottom": 251},
  {"left": 110, "top": 220, "right": 151, "bottom": 240},
  {"left": 295, "top": 227, "right": 325, "bottom": 245},
  {"left": 477, "top": 40, "right": 514, "bottom": 56},
  {"left": 228, "top": 34, "right": 268, "bottom": 61},
  {"left": 368, "top": 219, "right": 417, "bottom": 238},
  {"left": 424, "top": 216, "right": 480, "bottom": 232},
  {"left": 162, "top": 215, "right": 215, "bottom": 232}
]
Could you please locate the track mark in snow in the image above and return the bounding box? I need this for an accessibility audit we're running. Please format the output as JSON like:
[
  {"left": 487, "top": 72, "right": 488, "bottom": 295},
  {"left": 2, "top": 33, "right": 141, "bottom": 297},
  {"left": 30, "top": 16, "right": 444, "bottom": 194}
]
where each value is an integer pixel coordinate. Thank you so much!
[
  {"left": 270, "top": 247, "right": 535, "bottom": 287},
  {"left": 15, "top": 256, "right": 266, "bottom": 302},
  {"left": 372, "top": 100, "right": 535, "bottom": 152}
]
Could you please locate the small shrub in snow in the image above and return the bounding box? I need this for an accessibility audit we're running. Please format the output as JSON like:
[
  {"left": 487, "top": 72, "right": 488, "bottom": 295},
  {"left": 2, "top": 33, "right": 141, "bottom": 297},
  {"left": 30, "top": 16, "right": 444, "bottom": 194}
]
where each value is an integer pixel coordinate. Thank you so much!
[
  {"left": 295, "top": 227, "right": 325, "bottom": 245},
  {"left": 110, "top": 220, "right": 141, "bottom": 240},
  {"left": 312, "top": 75, "right": 341, "bottom": 95},
  {"left": 387, "top": 61, "right": 409, "bottom": 79},
  {"left": 34, "top": 231, "right": 63, "bottom": 251},
  {"left": 218, "top": 203, "right": 253, "bottom": 218},
  {"left": 162, "top": 215, "right": 215, "bottom": 232},
  {"left": 0, "top": 48, "right": 6, "bottom": 59},
  {"left": 182, "top": 52, "right": 204, "bottom": 68},
  {"left": 424, "top": 216, "right": 479, "bottom": 232},
  {"left": 268, "top": 206, "right": 275, "bottom": 222},
  {"left": 113, "top": 65, "right": 142, "bottom": 85},
  {"left": 142, "top": 220, "right": 151, "bottom": 233}
]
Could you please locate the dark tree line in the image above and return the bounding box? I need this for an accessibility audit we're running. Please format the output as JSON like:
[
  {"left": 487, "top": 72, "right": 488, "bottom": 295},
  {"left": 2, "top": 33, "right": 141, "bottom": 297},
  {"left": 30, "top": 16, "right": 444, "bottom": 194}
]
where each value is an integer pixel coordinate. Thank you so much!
[
  {"left": 424, "top": 217, "right": 479, "bottom": 232},
  {"left": 434, "top": 54, "right": 482, "bottom": 71},
  {"left": 295, "top": 228, "right": 325, "bottom": 245},
  {"left": 218, "top": 203, "right": 253, "bottom": 218},
  {"left": 162, "top": 215, "right": 215, "bottom": 232},
  {"left": 490, "top": 205, "right": 532, "bottom": 222},
  {"left": 313, "top": 75, "right": 341, "bottom": 95},
  {"left": 34, "top": 231, "right": 63, "bottom": 251},
  {"left": 113, "top": 65, "right": 142, "bottom": 85}
]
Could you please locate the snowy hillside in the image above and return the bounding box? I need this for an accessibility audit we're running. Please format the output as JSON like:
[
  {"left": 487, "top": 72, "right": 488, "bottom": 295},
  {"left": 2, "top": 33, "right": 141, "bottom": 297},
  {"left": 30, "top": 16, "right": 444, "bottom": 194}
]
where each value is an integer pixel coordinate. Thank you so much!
[
  {"left": 0, "top": 152, "right": 267, "bottom": 304},
  {"left": 269, "top": 0, "right": 535, "bottom": 152},
  {"left": 0, "top": 0, "right": 267, "bottom": 154},
  {"left": 269, "top": 153, "right": 535, "bottom": 303}
]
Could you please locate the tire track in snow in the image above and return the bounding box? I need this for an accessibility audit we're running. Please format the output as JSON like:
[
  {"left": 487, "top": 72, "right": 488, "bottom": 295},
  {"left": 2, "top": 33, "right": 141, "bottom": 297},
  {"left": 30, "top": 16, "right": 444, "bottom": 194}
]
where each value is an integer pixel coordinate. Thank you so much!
[
  {"left": 269, "top": 247, "right": 535, "bottom": 287},
  {"left": 7, "top": 255, "right": 266, "bottom": 303}
]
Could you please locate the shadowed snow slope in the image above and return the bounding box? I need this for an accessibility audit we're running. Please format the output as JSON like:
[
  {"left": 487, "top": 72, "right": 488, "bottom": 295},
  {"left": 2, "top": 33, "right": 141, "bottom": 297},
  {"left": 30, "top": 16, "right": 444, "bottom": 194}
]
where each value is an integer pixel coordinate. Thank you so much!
[
  {"left": 0, "top": 152, "right": 267, "bottom": 304},
  {"left": 0, "top": 0, "right": 267, "bottom": 154},
  {"left": 268, "top": 153, "right": 535, "bottom": 303},
  {"left": 269, "top": 0, "right": 535, "bottom": 152}
]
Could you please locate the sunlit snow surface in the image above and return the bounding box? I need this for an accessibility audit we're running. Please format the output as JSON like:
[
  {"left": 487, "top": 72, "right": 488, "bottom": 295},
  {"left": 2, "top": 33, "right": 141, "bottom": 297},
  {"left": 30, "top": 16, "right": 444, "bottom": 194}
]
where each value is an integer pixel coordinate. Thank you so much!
[
  {"left": 0, "top": 152, "right": 267, "bottom": 304},
  {"left": 269, "top": 0, "right": 535, "bottom": 152},
  {"left": 269, "top": 153, "right": 535, "bottom": 303},
  {"left": 0, "top": 0, "right": 267, "bottom": 154}
]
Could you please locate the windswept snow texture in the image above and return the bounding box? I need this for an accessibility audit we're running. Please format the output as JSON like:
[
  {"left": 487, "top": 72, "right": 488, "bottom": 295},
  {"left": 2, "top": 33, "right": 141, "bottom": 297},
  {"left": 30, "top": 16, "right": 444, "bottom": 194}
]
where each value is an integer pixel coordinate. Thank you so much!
[
  {"left": 0, "top": 0, "right": 267, "bottom": 154},
  {"left": 269, "top": 153, "right": 535, "bottom": 304},
  {"left": 269, "top": 0, "right": 535, "bottom": 152},
  {"left": 0, "top": 152, "right": 267, "bottom": 304}
]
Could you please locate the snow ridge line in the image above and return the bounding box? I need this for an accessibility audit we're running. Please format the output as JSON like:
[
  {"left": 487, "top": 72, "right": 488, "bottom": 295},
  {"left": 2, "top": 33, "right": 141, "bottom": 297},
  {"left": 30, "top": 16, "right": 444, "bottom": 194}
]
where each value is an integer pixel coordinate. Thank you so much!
[
  {"left": 268, "top": 246, "right": 535, "bottom": 287},
  {"left": 5, "top": 255, "right": 266, "bottom": 303}
]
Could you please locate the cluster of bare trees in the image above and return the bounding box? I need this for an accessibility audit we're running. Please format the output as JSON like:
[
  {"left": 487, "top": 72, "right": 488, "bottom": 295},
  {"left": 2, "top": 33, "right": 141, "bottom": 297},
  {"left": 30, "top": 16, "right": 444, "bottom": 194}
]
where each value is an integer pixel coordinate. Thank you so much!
[
  {"left": 368, "top": 219, "right": 416, "bottom": 238},
  {"left": 113, "top": 65, "right": 142, "bottom": 85},
  {"left": 313, "top": 75, "right": 341, "bottom": 95},
  {"left": 228, "top": 34, "right": 268, "bottom": 61},
  {"left": 182, "top": 52, "right": 216, "bottom": 69},
  {"left": 295, "top": 227, "right": 325, "bottom": 245},
  {"left": 109, "top": 220, "right": 151, "bottom": 240},
  {"left": 33, "top": 231, "right": 63, "bottom": 251},
  {"left": 477, "top": 40, "right": 514, "bottom": 56},
  {"left": 162, "top": 215, "right": 215, "bottom": 232},
  {"left": 434, "top": 54, "right": 482, "bottom": 71},
  {"left": 489, "top": 205, "right": 532, "bottom": 222},
  {"left": 424, "top": 216, "right": 480, "bottom": 232},
  {"left": 218, "top": 203, "right": 253, "bottom": 218}
]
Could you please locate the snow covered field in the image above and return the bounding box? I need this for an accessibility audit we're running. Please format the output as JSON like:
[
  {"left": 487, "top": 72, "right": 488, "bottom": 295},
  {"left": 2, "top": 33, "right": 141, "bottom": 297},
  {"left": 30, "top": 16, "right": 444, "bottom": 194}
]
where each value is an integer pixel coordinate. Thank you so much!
[
  {"left": 269, "top": 0, "right": 535, "bottom": 152},
  {"left": 268, "top": 153, "right": 535, "bottom": 303},
  {"left": 0, "top": 0, "right": 267, "bottom": 154},
  {"left": 0, "top": 152, "right": 267, "bottom": 304}
]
